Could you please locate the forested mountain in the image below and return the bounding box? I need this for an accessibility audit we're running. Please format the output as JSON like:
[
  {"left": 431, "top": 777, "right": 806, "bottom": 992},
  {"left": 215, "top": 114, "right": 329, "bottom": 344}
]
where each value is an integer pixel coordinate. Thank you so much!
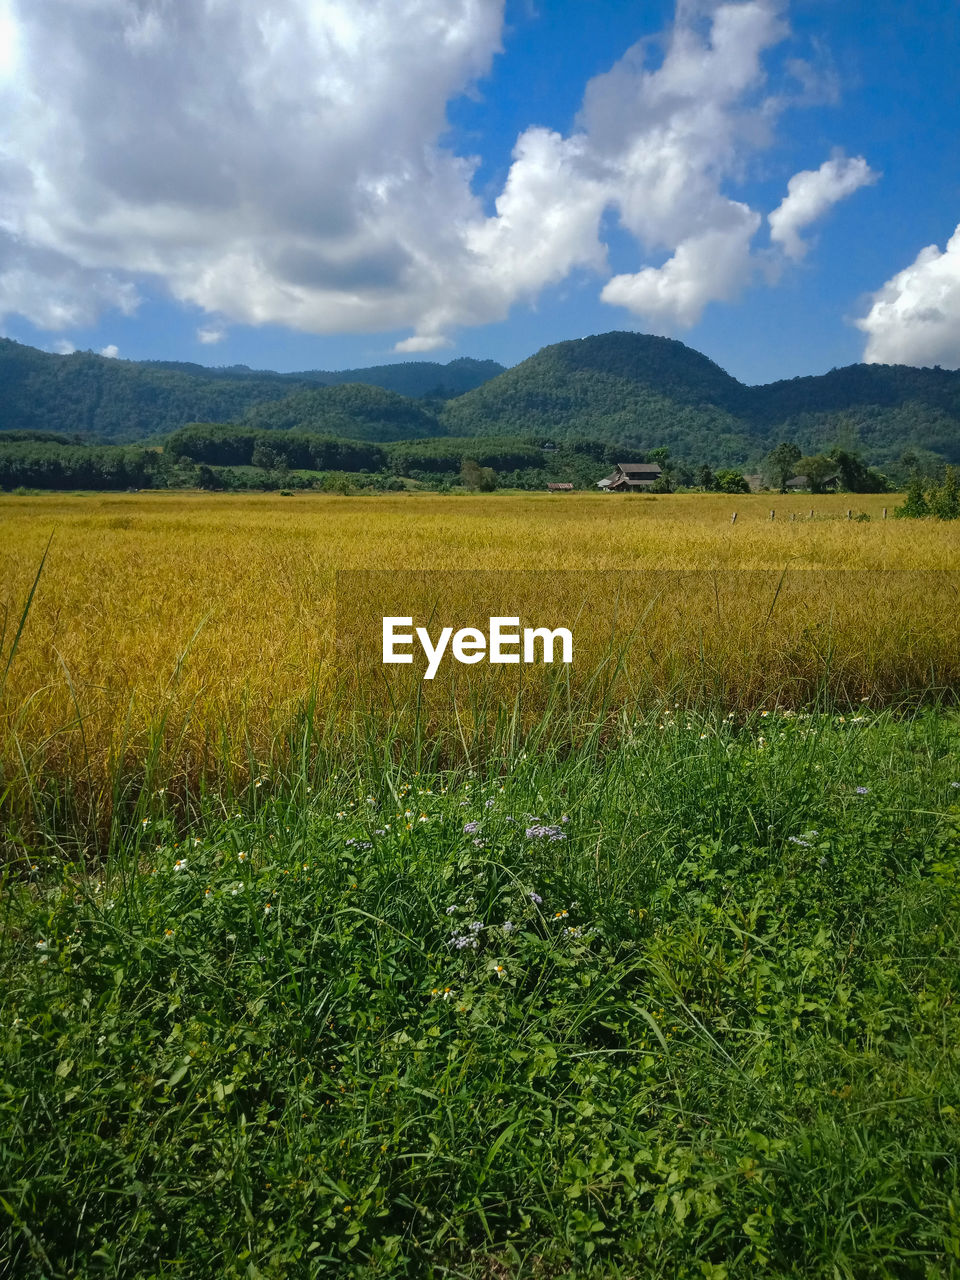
[
  {"left": 0, "top": 340, "right": 502, "bottom": 442},
  {"left": 240, "top": 384, "right": 443, "bottom": 442},
  {"left": 441, "top": 333, "right": 960, "bottom": 467},
  {"left": 2, "top": 331, "right": 959, "bottom": 468},
  {"left": 145, "top": 355, "right": 503, "bottom": 398}
]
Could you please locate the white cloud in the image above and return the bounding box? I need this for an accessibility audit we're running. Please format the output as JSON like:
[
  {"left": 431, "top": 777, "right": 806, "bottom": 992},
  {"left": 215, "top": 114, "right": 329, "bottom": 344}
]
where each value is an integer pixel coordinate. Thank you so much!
[
  {"left": 601, "top": 209, "right": 761, "bottom": 328},
  {"left": 769, "top": 153, "right": 877, "bottom": 260},
  {"left": 857, "top": 225, "right": 960, "bottom": 368},
  {"left": 0, "top": 0, "right": 873, "bottom": 344},
  {"left": 51, "top": 338, "right": 75, "bottom": 355},
  {"left": 197, "top": 325, "right": 226, "bottom": 345},
  {"left": 100, "top": 344, "right": 119, "bottom": 358},
  {"left": 394, "top": 334, "right": 453, "bottom": 353}
]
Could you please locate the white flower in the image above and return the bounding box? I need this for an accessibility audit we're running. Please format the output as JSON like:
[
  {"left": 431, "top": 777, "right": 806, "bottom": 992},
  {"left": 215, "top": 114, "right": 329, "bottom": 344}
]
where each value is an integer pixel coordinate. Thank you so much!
[{"left": 173, "top": 859, "right": 188, "bottom": 872}]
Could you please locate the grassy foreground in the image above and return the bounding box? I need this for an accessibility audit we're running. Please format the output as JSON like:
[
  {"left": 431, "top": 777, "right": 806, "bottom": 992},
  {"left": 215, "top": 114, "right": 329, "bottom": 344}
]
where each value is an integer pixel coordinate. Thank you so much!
[{"left": 4, "top": 709, "right": 960, "bottom": 1277}]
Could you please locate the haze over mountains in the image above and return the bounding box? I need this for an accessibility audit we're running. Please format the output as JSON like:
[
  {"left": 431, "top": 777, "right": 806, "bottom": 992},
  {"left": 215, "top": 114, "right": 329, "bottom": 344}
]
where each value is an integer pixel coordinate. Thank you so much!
[{"left": 1, "top": 332, "right": 958, "bottom": 469}]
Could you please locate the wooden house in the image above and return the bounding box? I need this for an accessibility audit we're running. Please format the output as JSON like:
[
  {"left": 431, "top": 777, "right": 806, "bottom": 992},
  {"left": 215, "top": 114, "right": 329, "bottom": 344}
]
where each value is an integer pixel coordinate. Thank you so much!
[{"left": 597, "top": 462, "right": 662, "bottom": 491}]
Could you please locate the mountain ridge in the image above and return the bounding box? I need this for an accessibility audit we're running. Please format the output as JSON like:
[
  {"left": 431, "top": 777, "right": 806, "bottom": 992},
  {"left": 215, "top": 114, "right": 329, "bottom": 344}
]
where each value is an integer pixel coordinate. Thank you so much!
[{"left": 1, "top": 332, "right": 959, "bottom": 468}]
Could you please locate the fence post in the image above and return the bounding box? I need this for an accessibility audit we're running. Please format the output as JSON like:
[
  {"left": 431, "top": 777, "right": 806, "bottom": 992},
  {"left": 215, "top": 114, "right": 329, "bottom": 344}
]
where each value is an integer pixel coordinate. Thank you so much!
[
  {"left": 847, "top": 509, "right": 852, "bottom": 519},
  {"left": 770, "top": 509, "right": 775, "bottom": 521},
  {"left": 809, "top": 509, "right": 813, "bottom": 519},
  {"left": 882, "top": 507, "right": 887, "bottom": 519},
  {"left": 730, "top": 511, "right": 737, "bottom": 524}
]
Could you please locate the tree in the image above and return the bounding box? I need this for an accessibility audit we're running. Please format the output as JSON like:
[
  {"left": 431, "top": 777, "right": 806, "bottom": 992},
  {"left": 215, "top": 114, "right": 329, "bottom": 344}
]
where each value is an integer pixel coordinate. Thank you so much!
[
  {"left": 714, "top": 468, "right": 750, "bottom": 494},
  {"left": 460, "top": 458, "right": 497, "bottom": 491},
  {"left": 695, "top": 464, "right": 716, "bottom": 491},
  {"left": 196, "top": 463, "right": 221, "bottom": 491},
  {"left": 794, "top": 454, "right": 837, "bottom": 494},
  {"left": 930, "top": 466, "right": 959, "bottom": 520},
  {"left": 766, "top": 441, "right": 801, "bottom": 493},
  {"left": 895, "top": 472, "right": 930, "bottom": 518}
]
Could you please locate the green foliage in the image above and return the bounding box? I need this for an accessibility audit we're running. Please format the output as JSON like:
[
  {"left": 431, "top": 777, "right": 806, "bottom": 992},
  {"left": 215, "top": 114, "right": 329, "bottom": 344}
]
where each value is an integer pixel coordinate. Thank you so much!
[
  {"left": 0, "top": 441, "right": 156, "bottom": 490},
  {"left": 894, "top": 470, "right": 960, "bottom": 519},
  {"left": 443, "top": 334, "right": 960, "bottom": 470},
  {"left": 241, "top": 384, "right": 444, "bottom": 442},
  {"left": 460, "top": 458, "right": 497, "bottom": 491},
  {"left": 166, "top": 424, "right": 388, "bottom": 472},
  {"left": 793, "top": 454, "right": 839, "bottom": 494},
  {"left": 931, "top": 466, "right": 960, "bottom": 520},
  {"left": 3, "top": 712, "right": 960, "bottom": 1276},
  {"left": 0, "top": 339, "right": 501, "bottom": 443},
  {"left": 5, "top": 331, "right": 960, "bottom": 477},
  {"left": 713, "top": 468, "right": 750, "bottom": 494},
  {"left": 767, "top": 441, "right": 802, "bottom": 492}
]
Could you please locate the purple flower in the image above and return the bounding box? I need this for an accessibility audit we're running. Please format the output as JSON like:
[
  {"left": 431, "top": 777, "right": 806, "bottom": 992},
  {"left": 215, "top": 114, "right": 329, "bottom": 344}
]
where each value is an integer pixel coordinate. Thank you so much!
[
  {"left": 445, "top": 905, "right": 458, "bottom": 915},
  {"left": 463, "top": 821, "right": 480, "bottom": 834},
  {"left": 855, "top": 786, "right": 870, "bottom": 795},
  {"left": 449, "top": 932, "right": 478, "bottom": 950},
  {"left": 468, "top": 921, "right": 483, "bottom": 933},
  {"left": 788, "top": 836, "right": 811, "bottom": 847},
  {"left": 502, "top": 921, "right": 515, "bottom": 934},
  {"left": 484, "top": 798, "right": 496, "bottom": 808},
  {"left": 525, "top": 824, "right": 566, "bottom": 842},
  {"left": 528, "top": 891, "right": 543, "bottom": 905}
]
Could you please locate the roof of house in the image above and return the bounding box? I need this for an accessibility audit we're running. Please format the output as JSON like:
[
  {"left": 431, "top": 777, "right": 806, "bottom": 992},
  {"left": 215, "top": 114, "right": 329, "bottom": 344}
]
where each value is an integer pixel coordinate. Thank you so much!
[
  {"left": 546, "top": 482, "right": 574, "bottom": 490},
  {"left": 617, "top": 462, "right": 662, "bottom": 476},
  {"left": 786, "top": 473, "right": 839, "bottom": 489}
]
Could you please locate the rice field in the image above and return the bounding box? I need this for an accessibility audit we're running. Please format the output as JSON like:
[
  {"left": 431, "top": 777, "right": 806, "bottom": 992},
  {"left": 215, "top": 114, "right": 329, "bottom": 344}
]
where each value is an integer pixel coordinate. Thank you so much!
[{"left": 1, "top": 490, "right": 959, "bottom": 836}]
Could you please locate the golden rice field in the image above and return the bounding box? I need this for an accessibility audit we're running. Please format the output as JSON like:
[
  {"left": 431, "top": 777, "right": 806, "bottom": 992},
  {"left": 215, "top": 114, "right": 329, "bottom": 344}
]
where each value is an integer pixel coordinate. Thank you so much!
[{"left": 2, "top": 489, "right": 959, "bottom": 823}]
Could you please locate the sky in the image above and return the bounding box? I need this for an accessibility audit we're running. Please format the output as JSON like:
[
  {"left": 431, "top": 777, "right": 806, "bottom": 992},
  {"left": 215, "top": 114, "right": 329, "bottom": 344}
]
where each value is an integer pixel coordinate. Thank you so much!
[{"left": 0, "top": 0, "right": 958, "bottom": 385}]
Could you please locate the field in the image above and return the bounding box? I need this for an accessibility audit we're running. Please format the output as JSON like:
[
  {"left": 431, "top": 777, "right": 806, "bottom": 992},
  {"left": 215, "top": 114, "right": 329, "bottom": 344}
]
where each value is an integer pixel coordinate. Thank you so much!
[
  {"left": 2, "top": 490, "right": 959, "bottom": 824},
  {"left": 2, "top": 491, "right": 960, "bottom": 1278}
]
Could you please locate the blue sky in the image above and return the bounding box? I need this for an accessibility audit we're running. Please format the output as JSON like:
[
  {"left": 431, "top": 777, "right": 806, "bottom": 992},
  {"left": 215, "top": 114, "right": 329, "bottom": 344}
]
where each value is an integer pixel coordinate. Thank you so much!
[{"left": 1, "top": 0, "right": 958, "bottom": 384}]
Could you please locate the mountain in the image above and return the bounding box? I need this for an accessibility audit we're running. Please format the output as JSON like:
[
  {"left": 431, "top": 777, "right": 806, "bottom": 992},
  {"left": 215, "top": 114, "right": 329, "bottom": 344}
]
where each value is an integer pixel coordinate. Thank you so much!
[
  {"left": 0, "top": 339, "right": 502, "bottom": 443},
  {"left": 441, "top": 332, "right": 960, "bottom": 468},
  {"left": 240, "top": 384, "right": 444, "bottom": 442},
  {"left": 3, "top": 331, "right": 960, "bottom": 469}
]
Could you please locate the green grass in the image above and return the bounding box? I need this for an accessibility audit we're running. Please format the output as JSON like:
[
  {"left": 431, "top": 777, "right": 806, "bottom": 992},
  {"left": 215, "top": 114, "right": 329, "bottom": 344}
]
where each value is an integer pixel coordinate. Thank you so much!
[{"left": 3, "top": 708, "right": 960, "bottom": 1277}]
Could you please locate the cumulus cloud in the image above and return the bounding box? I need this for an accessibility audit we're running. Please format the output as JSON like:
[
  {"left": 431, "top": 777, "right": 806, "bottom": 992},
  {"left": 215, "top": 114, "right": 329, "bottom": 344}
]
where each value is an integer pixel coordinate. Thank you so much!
[
  {"left": 394, "top": 334, "right": 453, "bottom": 353},
  {"left": 769, "top": 153, "right": 877, "bottom": 260},
  {"left": 197, "top": 326, "right": 226, "bottom": 345},
  {"left": 601, "top": 210, "right": 761, "bottom": 328},
  {"left": 0, "top": 0, "right": 874, "bottom": 344},
  {"left": 100, "top": 344, "right": 119, "bottom": 358},
  {"left": 857, "top": 225, "right": 960, "bottom": 368},
  {"left": 51, "top": 339, "right": 75, "bottom": 355}
]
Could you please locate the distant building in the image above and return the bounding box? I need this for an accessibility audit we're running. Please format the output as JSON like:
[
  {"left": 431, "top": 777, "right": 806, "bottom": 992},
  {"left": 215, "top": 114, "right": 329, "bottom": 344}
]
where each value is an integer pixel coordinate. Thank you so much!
[
  {"left": 597, "top": 462, "right": 662, "bottom": 491},
  {"left": 785, "top": 473, "right": 840, "bottom": 491},
  {"left": 546, "top": 482, "right": 574, "bottom": 491}
]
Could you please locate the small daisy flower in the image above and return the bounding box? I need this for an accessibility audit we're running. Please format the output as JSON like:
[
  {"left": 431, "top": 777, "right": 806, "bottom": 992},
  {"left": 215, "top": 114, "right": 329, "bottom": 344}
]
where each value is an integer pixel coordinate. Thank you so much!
[{"left": 173, "top": 859, "right": 187, "bottom": 872}]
